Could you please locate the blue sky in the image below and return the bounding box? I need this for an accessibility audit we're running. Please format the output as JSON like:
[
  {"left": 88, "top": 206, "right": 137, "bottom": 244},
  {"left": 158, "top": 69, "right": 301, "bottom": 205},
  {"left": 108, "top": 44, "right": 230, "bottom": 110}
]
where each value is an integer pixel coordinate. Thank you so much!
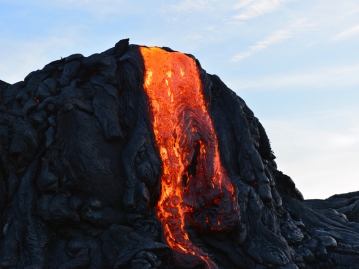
[{"left": 1, "top": 0, "right": 359, "bottom": 199}]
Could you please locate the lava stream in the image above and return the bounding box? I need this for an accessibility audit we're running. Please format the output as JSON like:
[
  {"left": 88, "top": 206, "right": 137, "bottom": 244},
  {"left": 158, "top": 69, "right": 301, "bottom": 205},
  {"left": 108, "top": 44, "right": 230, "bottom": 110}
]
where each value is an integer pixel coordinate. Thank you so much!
[{"left": 140, "top": 46, "right": 238, "bottom": 269}]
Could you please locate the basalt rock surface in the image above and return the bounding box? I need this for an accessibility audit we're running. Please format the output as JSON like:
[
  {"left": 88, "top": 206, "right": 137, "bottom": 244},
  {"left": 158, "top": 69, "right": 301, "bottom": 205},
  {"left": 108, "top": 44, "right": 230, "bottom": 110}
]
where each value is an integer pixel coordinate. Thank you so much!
[{"left": 0, "top": 39, "right": 359, "bottom": 269}]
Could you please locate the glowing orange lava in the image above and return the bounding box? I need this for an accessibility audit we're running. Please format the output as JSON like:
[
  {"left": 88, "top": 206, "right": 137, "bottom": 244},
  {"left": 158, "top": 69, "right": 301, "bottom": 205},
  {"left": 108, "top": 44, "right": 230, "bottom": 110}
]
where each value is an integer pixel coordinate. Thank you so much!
[{"left": 140, "top": 46, "right": 238, "bottom": 269}]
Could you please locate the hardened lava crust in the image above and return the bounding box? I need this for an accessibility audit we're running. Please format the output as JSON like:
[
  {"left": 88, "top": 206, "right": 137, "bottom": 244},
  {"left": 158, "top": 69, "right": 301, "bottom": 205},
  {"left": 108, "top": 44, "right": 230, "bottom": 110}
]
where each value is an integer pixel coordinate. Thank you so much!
[{"left": 0, "top": 39, "right": 359, "bottom": 269}]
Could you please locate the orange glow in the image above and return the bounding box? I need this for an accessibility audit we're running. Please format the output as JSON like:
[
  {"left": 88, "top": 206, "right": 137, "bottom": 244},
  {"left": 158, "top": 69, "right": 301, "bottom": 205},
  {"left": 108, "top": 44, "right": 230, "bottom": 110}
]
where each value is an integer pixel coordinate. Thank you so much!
[{"left": 140, "top": 46, "right": 238, "bottom": 269}]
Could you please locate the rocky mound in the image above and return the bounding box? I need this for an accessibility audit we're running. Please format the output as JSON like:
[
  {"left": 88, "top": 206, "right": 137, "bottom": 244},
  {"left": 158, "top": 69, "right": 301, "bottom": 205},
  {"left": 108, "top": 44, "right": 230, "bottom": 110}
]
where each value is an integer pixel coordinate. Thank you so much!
[{"left": 0, "top": 39, "right": 359, "bottom": 269}]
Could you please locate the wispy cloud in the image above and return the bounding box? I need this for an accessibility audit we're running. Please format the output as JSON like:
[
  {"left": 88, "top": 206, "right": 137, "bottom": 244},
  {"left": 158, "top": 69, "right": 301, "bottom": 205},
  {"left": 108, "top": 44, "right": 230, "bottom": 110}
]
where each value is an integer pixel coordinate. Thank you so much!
[
  {"left": 234, "top": 0, "right": 255, "bottom": 9},
  {"left": 231, "top": 19, "right": 311, "bottom": 62},
  {"left": 233, "top": 0, "right": 291, "bottom": 20},
  {"left": 231, "top": 28, "right": 292, "bottom": 62},
  {"left": 331, "top": 24, "right": 359, "bottom": 41}
]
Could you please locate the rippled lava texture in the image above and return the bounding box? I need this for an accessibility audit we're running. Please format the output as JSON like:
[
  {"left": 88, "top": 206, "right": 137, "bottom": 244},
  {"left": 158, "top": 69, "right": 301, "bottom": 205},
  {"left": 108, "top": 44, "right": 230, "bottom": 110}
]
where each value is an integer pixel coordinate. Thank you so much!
[{"left": 1, "top": 39, "right": 359, "bottom": 269}]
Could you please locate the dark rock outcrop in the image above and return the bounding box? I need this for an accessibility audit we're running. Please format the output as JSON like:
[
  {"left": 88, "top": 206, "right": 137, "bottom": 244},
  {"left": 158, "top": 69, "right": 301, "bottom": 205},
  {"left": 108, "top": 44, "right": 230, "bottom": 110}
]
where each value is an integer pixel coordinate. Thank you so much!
[{"left": 0, "top": 39, "right": 358, "bottom": 269}]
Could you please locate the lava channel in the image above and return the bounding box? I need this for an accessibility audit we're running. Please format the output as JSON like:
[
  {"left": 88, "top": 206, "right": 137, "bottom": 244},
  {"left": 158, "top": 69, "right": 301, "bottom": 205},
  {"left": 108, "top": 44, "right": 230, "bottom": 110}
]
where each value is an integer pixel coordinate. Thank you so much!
[{"left": 140, "top": 46, "right": 239, "bottom": 269}]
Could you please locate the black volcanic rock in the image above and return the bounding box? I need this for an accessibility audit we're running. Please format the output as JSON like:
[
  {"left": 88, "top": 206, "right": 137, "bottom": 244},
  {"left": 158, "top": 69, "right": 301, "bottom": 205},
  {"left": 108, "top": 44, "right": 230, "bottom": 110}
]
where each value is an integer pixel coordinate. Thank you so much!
[{"left": 0, "top": 39, "right": 359, "bottom": 269}]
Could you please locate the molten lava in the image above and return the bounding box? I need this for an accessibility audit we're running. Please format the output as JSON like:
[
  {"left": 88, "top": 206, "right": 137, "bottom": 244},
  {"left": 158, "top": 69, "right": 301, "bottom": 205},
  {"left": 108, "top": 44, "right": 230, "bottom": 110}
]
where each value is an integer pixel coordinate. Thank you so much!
[{"left": 140, "top": 46, "right": 239, "bottom": 268}]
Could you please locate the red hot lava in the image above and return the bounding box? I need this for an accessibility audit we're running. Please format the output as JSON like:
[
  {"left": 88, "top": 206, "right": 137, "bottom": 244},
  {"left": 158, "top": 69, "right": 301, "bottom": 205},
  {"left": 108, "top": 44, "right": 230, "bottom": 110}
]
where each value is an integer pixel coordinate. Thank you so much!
[{"left": 140, "top": 47, "right": 239, "bottom": 268}]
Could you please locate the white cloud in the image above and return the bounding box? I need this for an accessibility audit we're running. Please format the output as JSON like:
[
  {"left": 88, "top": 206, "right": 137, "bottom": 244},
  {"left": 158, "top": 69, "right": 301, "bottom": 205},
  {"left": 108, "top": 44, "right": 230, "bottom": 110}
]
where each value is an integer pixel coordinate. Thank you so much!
[
  {"left": 231, "top": 28, "right": 292, "bottom": 61},
  {"left": 231, "top": 19, "right": 311, "bottom": 62},
  {"left": 234, "top": 0, "right": 255, "bottom": 9},
  {"left": 329, "top": 133, "right": 359, "bottom": 148},
  {"left": 231, "top": 18, "right": 312, "bottom": 62},
  {"left": 331, "top": 24, "right": 359, "bottom": 41},
  {"left": 233, "top": 0, "right": 292, "bottom": 20}
]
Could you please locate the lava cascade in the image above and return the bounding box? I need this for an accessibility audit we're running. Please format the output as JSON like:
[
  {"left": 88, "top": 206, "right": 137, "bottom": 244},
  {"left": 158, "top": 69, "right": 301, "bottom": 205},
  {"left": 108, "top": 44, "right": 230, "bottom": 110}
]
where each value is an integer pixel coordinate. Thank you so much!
[{"left": 140, "top": 47, "right": 239, "bottom": 268}]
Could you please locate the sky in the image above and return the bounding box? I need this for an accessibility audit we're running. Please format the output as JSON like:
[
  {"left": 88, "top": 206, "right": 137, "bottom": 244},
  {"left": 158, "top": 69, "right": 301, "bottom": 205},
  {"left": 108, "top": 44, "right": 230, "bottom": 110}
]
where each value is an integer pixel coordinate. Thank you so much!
[{"left": 1, "top": 0, "right": 358, "bottom": 199}]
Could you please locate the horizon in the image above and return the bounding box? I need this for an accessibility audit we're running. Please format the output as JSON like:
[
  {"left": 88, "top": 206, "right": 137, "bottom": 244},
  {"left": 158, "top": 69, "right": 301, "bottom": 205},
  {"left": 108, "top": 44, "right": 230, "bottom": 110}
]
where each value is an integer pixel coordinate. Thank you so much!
[{"left": 1, "top": 0, "right": 358, "bottom": 199}]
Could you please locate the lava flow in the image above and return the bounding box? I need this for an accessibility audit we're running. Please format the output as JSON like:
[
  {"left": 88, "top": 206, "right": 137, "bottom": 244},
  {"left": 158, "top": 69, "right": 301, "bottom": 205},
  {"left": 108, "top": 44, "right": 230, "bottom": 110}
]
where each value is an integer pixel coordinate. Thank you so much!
[{"left": 140, "top": 47, "right": 239, "bottom": 268}]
